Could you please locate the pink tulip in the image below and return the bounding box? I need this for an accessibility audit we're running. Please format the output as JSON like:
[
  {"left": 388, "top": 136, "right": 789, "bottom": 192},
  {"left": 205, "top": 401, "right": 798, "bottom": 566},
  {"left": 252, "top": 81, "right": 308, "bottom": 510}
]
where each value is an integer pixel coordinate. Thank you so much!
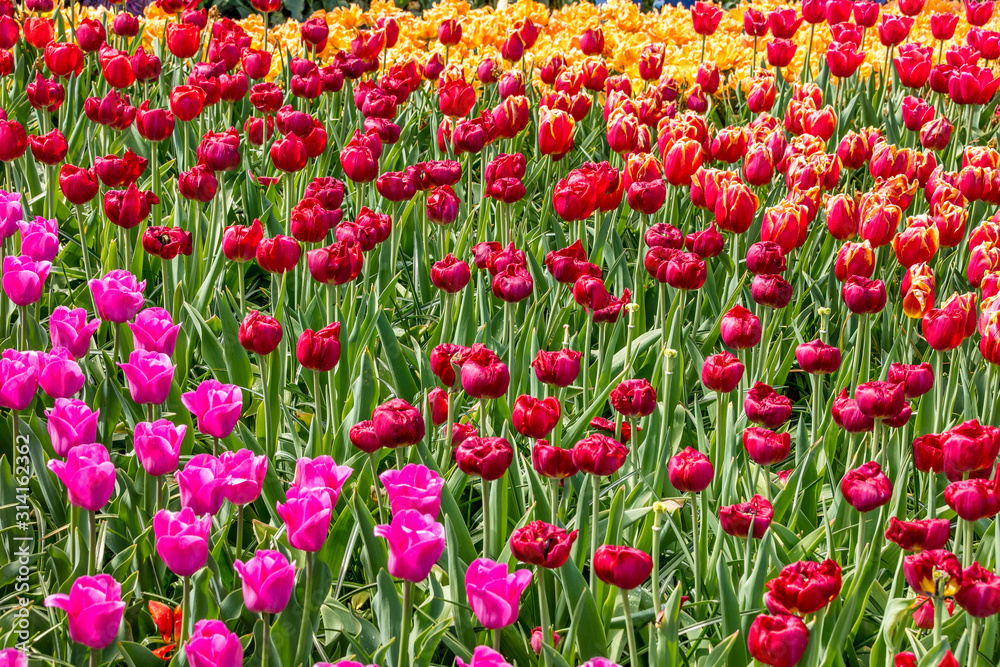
[
  {"left": 89, "top": 269, "right": 146, "bottom": 323},
  {"left": 455, "top": 646, "right": 514, "bottom": 667},
  {"left": 0, "top": 353, "right": 38, "bottom": 410},
  {"left": 18, "top": 216, "right": 59, "bottom": 261},
  {"left": 129, "top": 307, "right": 181, "bottom": 355},
  {"left": 234, "top": 549, "right": 296, "bottom": 614},
  {"left": 39, "top": 347, "right": 85, "bottom": 398},
  {"left": 379, "top": 463, "right": 444, "bottom": 518},
  {"left": 374, "top": 509, "right": 446, "bottom": 582},
  {"left": 185, "top": 620, "right": 243, "bottom": 667},
  {"left": 2, "top": 255, "right": 51, "bottom": 306},
  {"left": 291, "top": 455, "right": 353, "bottom": 506},
  {"left": 0, "top": 190, "right": 22, "bottom": 239},
  {"left": 49, "top": 306, "right": 100, "bottom": 359},
  {"left": 153, "top": 507, "right": 211, "bottom": 576},
  {"left": 465, "top": 557, "right": 533, "bottom": 629},
  {"left": 118, "top": 350, "right": 175, "bottom": 405},
  {"left": 44, "top": 575, "right": 125, "bottom": 649},
  {"left": 134, "top": 419, "right": 185, "bottom": 476},
  {"left": 221, "top": 448, "right": 268, "bottom": 505},
  {"left": 46, "top": 397, "right": 99, "bottom": 457},
  {"left": 176, "top": 454, "right": 228, "bottom": 516},
  {"left": 275, "top": 486, "right": 333, "bottom": 552},
  {"left": 46, "top": 443, "right": 116, "bottom": 511},
  {"left": 0, "top": 649, "right": 27, "bottom": 667},
  {"left": 181, "top": 379, "right": 243, "bottom": 439}
]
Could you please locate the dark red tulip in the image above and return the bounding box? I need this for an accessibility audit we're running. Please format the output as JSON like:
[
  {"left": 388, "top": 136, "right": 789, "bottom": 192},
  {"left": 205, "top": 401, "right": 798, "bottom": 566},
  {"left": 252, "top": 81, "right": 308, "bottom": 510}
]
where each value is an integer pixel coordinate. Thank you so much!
[
  {"left": 885, "top": 517, "right": 951, "bottom": 552},
  {"left": 456, "top": 436, "right": 513, "bottom": 480},
  {"left": 701, "top": 352, "right": 744, "bottom": 393},
  {"left": 744, "top": 383, "right": 792, "bottom": 428},
  {"left": 719, "top": 495, "right": 773, "bottom": 539},
  {"left": 58, "top": 164, "right": 99, "bottom": 204},
  {"left": 512, "top": 395, "right": 561, "bottom": 439},
  {"left": 743, "top": 426, "right": 791, "bottom": 466},
  {"left": 28, "top": 128, "right": 67, "bottom": 165},
  {"left": 256, "top": 235, "right": 301, "bottom": 274},
  {"left": 572, "top": 434, "right": 628, "bottom": 477},
  {"left": 509, "top": 521, "right": 577, "bottom": 569},
  {"left": 831, "top": 388, "right": 875, "bottom": 433},
  {"left": 532, "top": 440, "right": 578, "bottom": 480},
  {"left": 238, "top": 310, "right": 283, "bottom": 356},
  {"left": 104, "top": 184, "right": 159, "bottom": 230},
  {"left": 841, "top": 461, "right": 893, "bottom": 512},
  {"left": 751, "top": 274, "right": 793, "bottom": 309},
  {"left": 142, "top": 226, "right": 192, "bottom": 260},
  {"left": 904, "top": 549, "right": 963, "bottom": 596},
  {"left": 455, "top": 344, "right": 509, "bottom": 399},
  {"left": 720, "top": 305, "right": 762, "bottom": 350},
  {"left": 223, "top": 220, "right": 264, "bottom": 262},
  {"left": 795, "top": 340, "right": 842, "bottom": 374},
  {"left": 593, "top": 545, "right": 652, "bottom": 590},
  {"left": 373, "top": 398, "right": 425, "bottom": 448},
  {"left": 178, "top": 164, "right": 218, "bottom": 203},
  {"left": 532, "top": 349, "right": 581, "bottom": 388},
  {"left": 430, "top": 343, "right": 468, "bottom": 388},
  {"left": 668, "top": 447, "right": 714, "bottom": 492},
  {"left": 748, "top": 614, "right": 809, "bottom": 667},
  {"left": 955, "top": 563, "right": 1000, "bottom": 617},
  {"left": 306, "top": 240, "right": 364, "bottom": 286},
  {"left": 431, "top": 254, "right": 471, "bottom": 293},
  {"left": 765, "top": 559, "right": 842, "bottom": 615},
  {"left": 610, "top": 379, "right": 656, "bottom": 418}
]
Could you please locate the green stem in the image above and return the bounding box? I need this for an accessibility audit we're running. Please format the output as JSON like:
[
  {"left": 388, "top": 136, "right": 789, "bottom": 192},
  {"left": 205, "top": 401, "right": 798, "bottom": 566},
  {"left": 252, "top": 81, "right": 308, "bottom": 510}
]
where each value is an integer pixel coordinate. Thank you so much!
[
  {"left": 964, "top": 518, "right": 974, "bottom": 568},
  {"left": 399, "top": 580, "right": 412, "bottom": 667},
  {"left": 19, "top": 304, "right": 26, "bottom": 351},
  {"left": 581, "top": 315, "right": 593, "bottom": 412},
  {"left": 312, "top": 371, "right": 323, "bottom": 436},
  {"left": 933, "top": 590, "right": 944, "bottom": 645},
  {"left": 370, "top": 452, "right": 385, "bottom": 525},
  {"left": 260, "top": 353, "right": 274, "bottom": 460},
  {"left": 293, "top": 552, "right": 314, "bottom": 667},
  {"left": 181, "top": 576, "right": 191, "bottom": 647},
  {"left": 651, "top": 508, "right": 662, "bottom": 615},
  {"left": 590, "top": 474, "right": 601, "bottom": 590},
  {"left": 537, "top": 567, "right": 551, "bottom": 667},
  {"left": 968, "top": 617, "right": 980, "bottom": 667},
  {"left": 620, "top": 586, "right": 640, "bottom": 667},
  {"left": 90, "top": 648, "right": 98, "bottom": 667},
  {"left": 261, "top": 613, "right": 271, "bottom": 667},
  {"left": 482, "top": 477, "right": 491, "bottom": 560},
  {"left": 88, "top": 509, "right": 97, "bottom": 576},
  {"left": 691, "top": 492, "right": 700, "bottom": 601},
  {"left": 236, "top": 504, "right": 244, "bottom": 558},
  {"left": 927, "top": 472, "right": 936, "bottom": 519}
]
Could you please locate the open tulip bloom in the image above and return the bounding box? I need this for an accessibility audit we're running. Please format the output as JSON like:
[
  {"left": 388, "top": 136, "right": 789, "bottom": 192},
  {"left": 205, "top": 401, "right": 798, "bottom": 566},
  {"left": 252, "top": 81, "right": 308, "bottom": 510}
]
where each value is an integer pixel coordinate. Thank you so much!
[{"left": 15, "top": 2, "right": 1000, "bottom": 667}]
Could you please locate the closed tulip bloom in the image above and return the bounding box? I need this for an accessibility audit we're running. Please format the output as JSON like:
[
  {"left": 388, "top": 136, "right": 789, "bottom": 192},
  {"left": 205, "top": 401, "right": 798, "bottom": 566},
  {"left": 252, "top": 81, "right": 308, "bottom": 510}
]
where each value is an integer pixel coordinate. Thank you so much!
[
  {"left": 610, "top": 379, "right": 656, "bottom": 418},
  {"left": 913, "top": 433, "right": 945, "bottom": 473},
  {"left": 380, "top": 464, "right": 444, "bottom": 518},
  {"left": 532, "top": 348, "right": 581, "bottom": 388},
  {"left": 2, "top": 255, "right": 50, "bottom": 306},
  {"left": 904, "top": 549, "right": 964, "bottom": 596},
  {"left": 512, "top": 395, "right": 561, "bottom": 439},
  {"left": 29, "top": 128, "right": 68, "bottom": 165},
  {"left": 174, "top": 454, "right": 227, "bottom": 516},
  {"left": 238, "top": 310, "right": 282, "bottom": 356},
  {"left": 751, "top": 274, "right": 793, "bottom": 309},
  {"left": 835, "top": 241, "right": 875, "bottom": 282},
  {"left": 955, "top": 563, "right": 1000, "bottom": 617},
  {"left": 276, "top": 486, "right": 333, "bottom": 552},
  {"left": 296, "top": 323, "right": 341, "bottom": 372},
  {"left": 47, "top": 443, "right": 115, "bottom": 511},
  {"left": 465, "top": 557, "right": 533, "bottom": 629},
  {"left": 118, "top": 350, "right": 175, "bottom": 405},
  {"left": 887, "top": 362, "right": 933, "bottom": 399},
  {"left": 544, "top": 240, "right": 600, "bottom": 285},
  {"left": 129, "top": 308, "right": 180, "bottom": 356},
  {"left": 841, "top": 461, "right": 893, "bottom": 512},
  {"left": 702, "top": 351, "right": 745, "bottom": 393},
  {"left": 374, "top": 508, "right": 446, "bottom": 582},
  {"left": 134, "top": 420, "right": 185, "bottom": 477},
  {"left": 720, "top": 305, "right": 762, "bottom": 349},
  {"left": 307, "top": 240, "right": 364, "bottom": 286},
  {"left": 178, "top": 164, "right": 218, "bottom": 203},
  {"left": 665, "top": 252, "right": 707, "bottom": 290},
  {"left": 181, "top": 380, "right": 243, "bottom": 439},
  {"left": 456, "top": 436, "right": 514, "bottom": 481},
  {"left": 831, "top": 388, "right": 875, "bottom": 433},
  {"left": 747, "top": 614, "right": 809, "bottom": 667},
  {"left": 573, "top": 434, "right": 628, "bottom": 476},
  {"left": 922, "top": 306, "right": 967, "bottom": 351},
  {"left": 841, "top": 276, "right": 887, "bottom": 314},
  {"left": 456, "top": 344, "right": 510, "bottom": 399},
  {"left": 509, "top": 520, "right": 578, "bottom": 568},
  {"left": 766, "top": 559, "right": 842, "bottom": 615},
  {"left": 719, "top": 495, "right": 774, "bottom": 539},
  {"left": 233, "top": 550, "right": 296, "bottom": 615},
  {"left": 89, "top": 270, "right": 146, "bottom": 323},
  {"left": 796, "top": 339, "right": 842, "bottom": 374},
  {"left": 942, "top": 419, "right": 1000, "bottom": 473},
  {"left": 885, "top": 517, "right": 951, "bottom": 552},
  {"left": 491, "top": 264, "right": 533, "bottom": 302},
  {"left": 256, "top": 235, "right": 301, "bottom": 274},
  {"left": 532, "top": 440, "right": 578, "bottom": 479},
  {"left": 169, "top": 85, "right": 206, "bottom": 122},
  {"left": 290, "top": 456, "right": 353, "bottom": 509},
  {"left": 44, "top": 575, "right": 125, "bottom": 649},
  {"left": 855, "top": 381, "right": 905, "bottom": 419},
  {"left": 349, "top": 420, "right": 382, "bottom": 454},
  {"left": 59, "top": 164, "right": 100, "bottom": 205},
  {"left": 46, "top": 398, "right": 99, "bottom": 457},
  {"left": 594, "top": 545, "right": 653, "bottom": 589},
  {"left": 153, "top": 507, "right": 210, "bottom": 577},
  {"left": 0, "top": 355, "right": 38, "bottom": 411},
  {"left": 220, "top": 449, "right": 267, "bottom": 505},
  {"left": 743, "top": 427, "right": 791, "bottom": 466},
  {"left": 38, "top": 348, "right": 84, "bottom": 399},
  {"left": 455, "top": 647, "right": 514, "bottom": 667},
  {"left": 372, "top": 398, "right": 425, "bottom": 448},
  {"left": 745, "top": 383, "right": 792, "bottom": 428},
  {"left": 0, "top": 649, "right": 26, "bottom": 667},
  {"left": 185, "top": 620, "right": 243, "bottom": 667},
  {"left": 668, "top": 447, "right": 714, "bottom": 492}
]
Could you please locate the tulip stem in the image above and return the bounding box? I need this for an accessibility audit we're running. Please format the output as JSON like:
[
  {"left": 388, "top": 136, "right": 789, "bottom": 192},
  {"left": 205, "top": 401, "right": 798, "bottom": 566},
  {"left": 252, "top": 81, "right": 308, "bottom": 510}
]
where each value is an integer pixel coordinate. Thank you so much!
[
  {"left": 968, "top": 617, "right": 980, "bottom": 667},
  {"left": 482, "top": 477, "right": 492, "bottom": 559},
  {"left": 238, "top": 261, "right": 246, "bottom": 316},
  {"left": 934, "top": 351, "right": 945, "bottom": 431},
  {"left": 260, "top": 353, "right": 274, "bottom": 460},
  {"left": 312, "top": 371, "right": 323, "bottom": 441},
  {"left": 293, "top": 551, "right": 314, "bottom": 667},
  {"left": 370, "top": 452, "right": 385, "bottom": 524},
  {"left": 18, "top": 304, "right": 26, "bottom": 351},
  {"left": 181, "top": 576, "right": 191, "bottom": 647},
  {"left": 537, "top": 566, "right": 552, "bottom": 667},
  {"left": 236, "top": 504, "right": 244, "bottom": 557},
  {"left": 399, "top": 580, "right": 412, "bottom": 667},
  {"left": 213, "top": 437, "right": 219, "bottom": 457},
  {"left": 155, "top": 476, "right": 163, "bottom": 513},
  {"left": 492, "top": 627, "right": 501, "bottom": 653},
  {"left": 690, "top": 492, "right": 700, "bottom": 601},
  {"left": 927, "top": 472, "right": 936, "bottom": 519},
  {"left": 261, "top": 612, "right": 271, "bottom": 667},
  {"left": 933, "top": 590, "right": 944, "bottom": 645},
  {"left": 964, "top": 518, "right": 974, "bottom": 568},
  {"left": 590, "top": 474, "right": 601, "bottom": 591},
  {"left": 550, "top": 480, "right": 560, "bottom": 525},
  {"left": 86, "top": 509, "right": 97, "bottom": 577},
  {"left": 620, "top": 586, "right": 640, "bottom": 667},
  {"left": 90, "top": 648, "right": 98, "bottom": 667},
  {"left": 581, "top": 316, "right": 593, "bottom": 412}
]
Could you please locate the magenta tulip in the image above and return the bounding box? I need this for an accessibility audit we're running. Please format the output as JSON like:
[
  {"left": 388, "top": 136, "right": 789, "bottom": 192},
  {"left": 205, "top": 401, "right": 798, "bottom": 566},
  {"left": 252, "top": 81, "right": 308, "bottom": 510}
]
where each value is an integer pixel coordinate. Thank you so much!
[
  {"left": 374, "top": 508, "right": 446, "bottom": 582},
  {"left": 276, "top": 486, "right": 334, "bottom": 552},
  {"left": 465, "top": 557, "right": 533, "bottom": 629},
  {"left": 118, "top": 350, "right": 175, "bottom": 405},
  {"left": 46, "top": 398, "right": 99, "bottom": 457},
  {"left": 134, "top": 419, "right": 185, "bottom": 476},
  {"left": 234, "top": 549, "right": 297, "bottom": 614},
  {"left": 44, "top": 575, "right": 125, "bottom": 649},
  {"left": 153, "top": 507, "right": 211, "bottom": 576},
  {"left": 379, "top": 463, "right": 444, "bottom": 518},
  {"left": 176, "top": 454, "right": 228, "bottom": 516},
  {"left": 47, "top": 443, "right": 115, "bottom": 511},
  {"left": 181, "top": 380, "right": 243, "bottom": 439}
]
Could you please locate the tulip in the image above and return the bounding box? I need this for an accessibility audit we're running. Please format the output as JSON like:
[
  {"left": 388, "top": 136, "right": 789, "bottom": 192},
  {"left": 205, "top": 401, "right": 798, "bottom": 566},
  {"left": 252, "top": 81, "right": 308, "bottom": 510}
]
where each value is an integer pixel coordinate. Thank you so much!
[
  {"left": 512, "top": 395, "right": 561, "bottom": 439},
  {"left": 275, "top": 486, "right": 333, "bottom": 553},
  {"left": 942, "top": 420, "right": 1000, "bottom": 473},
  {"left": 374, "top": 508, "right": 446, "bottom": 582},
  {"left": 28, "top": 128, "right": 68, "bottom": 165},
  {"left": 256, "top": 235, "right": 301, "bottom": 274},
  {"left": 531, "top": 628, "right": 562, "bottom": 655},
  {"left": 745, "top": 383, "right": 792, "bottom": 428},
  {"left": 831, "top": 388, "right": 875, "bottom": 433},
  {"left": 455, "top": 647, "right": 514, "bottom": 667},
  {"left": 720, "top": 305, "right": 762, "bottom": 349},
  {"left": 751, "top": 274, "right": 793, "bottom": 309},
  {"left": 46, "top": 398, "right": 99, "bottom": 457},
  {"left": 594, "top": 545, "right": 653, "bottom": 590},
  {"left": 701, "top": 352, "right": 744, "bottom": 393},
  {"left": 885, "top": 518, "right": 951, "bottom": 552},
  {"left": 509, "top": 520, "right": 578, "bottom": 568},
  {"left": 765, "top": 559, "right": 842, "bottom": 615},
  {"left": 719, "top": 495, "right": 774, "bottom": 538},
  {"left": 296, "top": 323, "right": 341, "bottom": 372},
  {"left": 905, "top": 549, "right": 964, "bottom": 596},
  {"left": 856, "top": 381, "right": 905, "bottom": 419},
  {"left": 37, "top": 348, "right": 84, "bottom": 399},
  {"left": 185, "top": 620, "right": 243, "bottom": 667},
  {"left": 372, "top": 398, "right": 425, "bottom": 448},
  {"left": 668, "top": 447, "right": 714, "bottom": 492},
  {"left": 747, "top": 614, "right": 809, "bottom": 667},
  {"left": 2, "top": 256, "right": 50, "bottom": 306},
  {"left": 456, "top": 344, "right": 510, "bottom": 399},
  {"left": 955, "top": 563, "right": 1000, "bottom": 617},
  {"left": 44, "top": 575, "right": 125, "bottom": 649},
  {"left": 181, "top": 380, "right": 243, "bottom": 440},
  {"left": 743, "top": 427, "right": 791, "bottom": 466},
  {"left": 118, "top": 350, "right": 175, "bottom": 405},
  {"left": 220, "top": 449, "right": 267, "bottom": 506},
  {"left": 89, "top": 270, "right": 145, "bottom": 323},
  {"left": 572, "top": 434, "right": 628, "bottom": 477},
  {"left": 233, "top": 549, "right": 296, "bottom": 617},
  {"left": 610, "top": 379, "right": 656, "bottom": 418},
  {"left": 237, "top": 310, "right": 283, "bottom": 356},
  {"left": 153, "top": 507, "right": 210, "bottom": 577},
  {"left": 841, "top": 461, "right": 893, "bottom": 512},
  {"left": 129, "top": 308, "right": 180, "bottom": 356},
  {"left": 887, "top": 362, "right": 934, "bottom": 399},
  {"left": 134, "top": 419, "right": 185, "bottom": 478},
  {"left": 532, "top": 348, "right": 581, "bottom": 388},
  {"left": 841, "top": 276, "right": 887, "bottom": 314},
  {"left": 169, "top": 85, "right": 206, "bottom": 122},
  {"left": 0, "top": 650, "right": 25, "bottom": 667},
  {"left": 531, "top": 440, "right": 578, "bottom": 480},
  {"left": 47, "top": 443, "right": 115, "bottom": 512},
  {"left": 379, "top": 464, "right": 444, "bottom": 518},
  {"left": 0, "top": 354, "right": 38, "bottom": 411},
  {"left": 465, "top": 558, "right": 533, "bottom": 629},
  {"left": 456, "top": 436, "right": 514, "bottom": 481}
]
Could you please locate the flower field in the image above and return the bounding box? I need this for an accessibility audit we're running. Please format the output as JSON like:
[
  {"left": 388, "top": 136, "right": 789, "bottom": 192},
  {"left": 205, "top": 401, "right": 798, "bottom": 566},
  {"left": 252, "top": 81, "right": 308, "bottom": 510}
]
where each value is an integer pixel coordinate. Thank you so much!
[{"left": 5, "top": 0, "right": 1000, "bottom": 665}]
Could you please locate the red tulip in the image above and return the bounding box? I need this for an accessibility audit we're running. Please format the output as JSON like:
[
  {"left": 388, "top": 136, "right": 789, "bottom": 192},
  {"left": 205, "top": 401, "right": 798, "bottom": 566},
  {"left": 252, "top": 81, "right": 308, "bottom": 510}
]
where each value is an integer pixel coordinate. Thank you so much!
[
  {"left": 841, "top": 461, "right": 893, "bottom": 512},
  {"left": 748, "top": 614, "right": 809, "bottom": 667},
  {"left": 720, "top": 495, "right": 773, "bottom": 539},
  {"left": 668, "top": 447, "right": 714, "bottom": 492},
  {"left": 885, "top": 517, "right": 951, "bottom": 552},
  {"left": 511, "top": 395, "right": 560, "bottom": 439}
]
